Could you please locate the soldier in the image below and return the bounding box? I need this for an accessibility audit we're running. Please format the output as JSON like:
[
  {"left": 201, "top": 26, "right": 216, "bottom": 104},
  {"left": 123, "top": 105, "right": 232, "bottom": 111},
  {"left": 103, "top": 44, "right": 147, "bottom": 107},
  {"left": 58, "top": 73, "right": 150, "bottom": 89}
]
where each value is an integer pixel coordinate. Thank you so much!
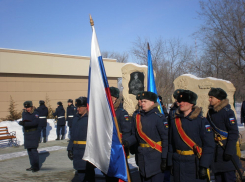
[
  {"left": 123, "top": 91, "right": 168, "bottom": 182},
  {"left": 53, "top": 101, "right": 66, "bottom": 140},
  {"left": 66, "top": 99, "right": 76, "bottom": 138},
  {"left": 132, "top": 92, "right": 142, "bottom": 119},
  {"left": 158, "top": 95, "right": 169, "bottom": 118},
  {"left": 19, "top": 101, "right": 40, "bottom": 172},
  {"left": 168, "top": 89, "right": 184, "bottom": 122},
  {"left": 207, "top": 88, "right": 239, "bottom": 182},
  {"left": 67, "top": 97, "right": 95, "bottom": 182},
  {"left": 168, "top": 90, "right": 215, "bottom": 182},
  {"left": 36, "top": 100, "right": 48, "bottom": 143}
]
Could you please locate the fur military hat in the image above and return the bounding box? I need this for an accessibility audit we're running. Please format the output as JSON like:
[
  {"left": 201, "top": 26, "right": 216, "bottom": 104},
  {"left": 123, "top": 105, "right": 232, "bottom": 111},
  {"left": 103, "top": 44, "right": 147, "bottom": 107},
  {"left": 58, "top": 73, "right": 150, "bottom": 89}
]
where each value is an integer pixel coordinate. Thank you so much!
[
  {"left": 39, "top": 100, "right": 45, "bottom": 105},
  {"left": 109, "top": 87, "right": 119, "bottom": 99},
  {"left": 208, "top": 87, "right": 227, "bottom": 100},
  {"left": 67, "top": 99, "right": 73, "bottom": 103},
  {"left": 136, "top": 92, "right": 143, "bottom": 100},
  {"left": 173, "top": 89, "right": 184, "bottom": 99},
  {"left": 177, "top": 90, "right": 198, "bottom": 105},
  {"left": 57, "top": 101, "right": 63, "bottom": 106},
  {"left": 23, "top": 101, "right": 33, "bottom": 108},
  {"left": 75, "top": 97, "right": 87, "bottom": 107},
  {"left": 141, "top": 91, "right": 158, "bottom": 103}
]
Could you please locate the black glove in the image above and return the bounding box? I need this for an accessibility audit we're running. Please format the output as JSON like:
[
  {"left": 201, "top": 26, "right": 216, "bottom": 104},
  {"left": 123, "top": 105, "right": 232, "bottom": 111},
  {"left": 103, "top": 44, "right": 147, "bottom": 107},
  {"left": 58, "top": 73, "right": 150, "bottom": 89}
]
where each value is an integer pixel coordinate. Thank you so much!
[
  {"left": 224, "top": 153, "right": 232, "bottom": 161},
  {"left": 19, "top": 121, "right": 24, "bottom": 126},
  {"left": 199, "top": 166, "right": 207, "bottom": 179},
  {"left": 122, "top": 140, "right": 129, "bottom": 148},
  {"left": 68, "top": 150, "right": 73, "bottom": 160},
  {"left": 160, "top": 158, "right": 167, "bottom": 172}
]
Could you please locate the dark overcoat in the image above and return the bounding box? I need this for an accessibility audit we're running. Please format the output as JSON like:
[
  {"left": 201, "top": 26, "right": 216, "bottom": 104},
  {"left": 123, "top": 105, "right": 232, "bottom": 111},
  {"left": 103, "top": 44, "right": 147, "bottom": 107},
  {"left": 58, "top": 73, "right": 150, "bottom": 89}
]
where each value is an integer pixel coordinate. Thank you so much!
[
  {"left": 66, "top": 104, "right": 76, "bottom": 127},
  {"left": 67, "top": 113, "right": 88, "bottom": 170},
  {"left": 126, "top": 103, "right": 168, "bottom": 178},
  {"left": 207, "top": 99, "right": 240, "bottom": 173},
  {"left": 36, "top": 104, "right": 48, "bottom": 127},
  {"left": 21, "top": 110, "right": 40, "bottom": 149},
  {"left": 53, "top": 105, "right": 66, "bottom": 125},
  {"left": 241, "top": 101, "right": 245, "bottom": 124},
  {"left": 168, "top": 106, "right": 215, "bottom": 182}
]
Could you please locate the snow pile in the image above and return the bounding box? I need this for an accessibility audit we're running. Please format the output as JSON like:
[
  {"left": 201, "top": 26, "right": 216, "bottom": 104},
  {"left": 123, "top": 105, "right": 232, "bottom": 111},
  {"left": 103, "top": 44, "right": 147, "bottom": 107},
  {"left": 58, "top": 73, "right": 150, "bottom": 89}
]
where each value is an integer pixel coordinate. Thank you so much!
[
  {"left": 0, "top": 119, "right": 68, "bottom": 146},
  {"left": 182, "top": 74, "right": 232, "bottom": 84}
]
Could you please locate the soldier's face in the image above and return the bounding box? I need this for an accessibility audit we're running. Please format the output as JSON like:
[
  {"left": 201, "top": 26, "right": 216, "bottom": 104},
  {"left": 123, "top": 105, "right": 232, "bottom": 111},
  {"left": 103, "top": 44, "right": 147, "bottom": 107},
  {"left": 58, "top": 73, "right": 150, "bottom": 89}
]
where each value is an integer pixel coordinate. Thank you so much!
[
  {"left": 179, "top": 101, "right": 193, "bottom": 113},
  {"left": 209, "top": 96, "right": 220, "bottom": 106},
  {"left": 26, "top": 107, "right": 32, "bottom": 112},
  {"left": 111, "top": 96, "right": 117, "bottom": 104},
  {"left": 141, "top": 99, "right": 154, "bottom": 112},
  {"left": 77, "top": 106, "right": 87, "bottom": 115},
  {"left": 68, "top": 102, "right": 72, "bottom": 106}
]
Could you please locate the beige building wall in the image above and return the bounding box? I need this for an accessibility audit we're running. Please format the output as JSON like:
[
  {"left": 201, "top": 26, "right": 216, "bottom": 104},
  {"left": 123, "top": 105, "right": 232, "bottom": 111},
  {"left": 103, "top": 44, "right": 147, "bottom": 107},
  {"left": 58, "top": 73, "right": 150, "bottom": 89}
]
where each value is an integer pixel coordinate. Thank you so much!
[{"left": 0, "top": 49, "right": 123, "bottom": 120}]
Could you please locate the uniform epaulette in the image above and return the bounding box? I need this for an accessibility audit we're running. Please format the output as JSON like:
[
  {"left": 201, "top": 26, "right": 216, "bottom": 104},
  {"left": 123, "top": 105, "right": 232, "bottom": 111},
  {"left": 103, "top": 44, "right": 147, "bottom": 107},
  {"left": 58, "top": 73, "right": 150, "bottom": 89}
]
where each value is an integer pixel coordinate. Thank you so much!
[
  {"left": 224, "top": 107, "right": 230, "bottom": 111},
  {"left": 155, "top": 112, "right": 163, "bottom": 117}
]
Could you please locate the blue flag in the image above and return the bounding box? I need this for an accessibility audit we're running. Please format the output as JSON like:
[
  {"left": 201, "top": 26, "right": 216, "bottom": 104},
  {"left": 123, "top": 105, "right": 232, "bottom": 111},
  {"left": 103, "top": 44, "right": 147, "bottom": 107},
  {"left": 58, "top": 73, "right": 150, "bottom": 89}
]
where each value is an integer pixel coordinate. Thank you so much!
[{"left": 147, "top": 43, "right": 164, "bottom": 115}]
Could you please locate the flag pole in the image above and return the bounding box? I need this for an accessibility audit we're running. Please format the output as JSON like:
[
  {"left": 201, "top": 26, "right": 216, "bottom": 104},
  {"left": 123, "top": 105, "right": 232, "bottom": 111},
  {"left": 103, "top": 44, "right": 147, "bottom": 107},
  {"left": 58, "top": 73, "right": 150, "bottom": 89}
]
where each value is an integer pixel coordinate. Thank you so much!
[{"left": 89, "top": 15, "right": 132, "bottom": 182}]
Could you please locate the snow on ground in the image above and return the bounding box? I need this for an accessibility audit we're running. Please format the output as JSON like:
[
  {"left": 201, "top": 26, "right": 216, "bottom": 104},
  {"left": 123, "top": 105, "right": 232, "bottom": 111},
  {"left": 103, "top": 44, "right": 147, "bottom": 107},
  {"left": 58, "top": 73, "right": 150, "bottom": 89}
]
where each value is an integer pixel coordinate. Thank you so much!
[{"left": 0, "top": 119, "right": 69, "bottom": 146}]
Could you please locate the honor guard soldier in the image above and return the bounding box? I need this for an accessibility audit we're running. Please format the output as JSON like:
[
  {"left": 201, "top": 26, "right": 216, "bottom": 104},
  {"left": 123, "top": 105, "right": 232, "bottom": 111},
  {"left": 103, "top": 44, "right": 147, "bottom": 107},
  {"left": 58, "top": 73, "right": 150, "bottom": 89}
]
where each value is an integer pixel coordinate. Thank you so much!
[
  {"left": 19, "top": 101, "right": 40, "bottom": 172},
  {"left": 66, "top": 99, "right": 76, "bottom": 138},
  {"left": 168, "top": 90, "right": 215, "bottom": 182},
  {"left": 36, "top": 100, "right": 48, "bottom": 143},
  {"left": 67, "top": 97, "right": 95, "bottom": 182},
  {"left": 123, "top": 91, "right": 168, "bottom": 182},
  {"left": 53, "top": 101, "right": 66, "bottom": 140},
  {"left": 207, "top": 88, "right": 240, "bottom": 182},
  {"left": 132, "top": 92, "right": 142, "bottom": 119},
  {"left": 158, "top": 95, "right": 169, "bottom": 118},
  {"left": 168, "top": 89, "right": 184, "bottom": 122}
]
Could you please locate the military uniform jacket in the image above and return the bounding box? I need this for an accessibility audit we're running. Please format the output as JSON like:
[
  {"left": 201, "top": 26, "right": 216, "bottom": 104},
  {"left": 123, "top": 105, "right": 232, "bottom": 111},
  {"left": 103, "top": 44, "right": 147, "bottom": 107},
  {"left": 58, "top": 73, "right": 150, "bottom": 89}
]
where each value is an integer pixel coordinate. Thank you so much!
[
  {"left": 126, "top": 104, "right": 168, "bottom": 178},
  {"left": 21, "top": 110, "right": 40, "bottom": 149},
  {"left": 207, "top": 99, "right": 239, "bottom": 173},
  {"left": 67, "top": 113, "right": 88, "bottom": 170},
  {"left": 114, "top": 99, "right": 131, "bottom": 141},
  {"left": 66, "top": 104, "right": 76, "bottom": 127},
  {"left": 36, "top": 105, "right": 48, "bottom": 127},
  {"left": 168, "top": 106, "right": 215, "bottom": 182},
  {"left": 241, "top": 101, "right": 245, "bottom": 124},
  {"left": 53, "top": 105, "right": 66, "bottom": 125}
]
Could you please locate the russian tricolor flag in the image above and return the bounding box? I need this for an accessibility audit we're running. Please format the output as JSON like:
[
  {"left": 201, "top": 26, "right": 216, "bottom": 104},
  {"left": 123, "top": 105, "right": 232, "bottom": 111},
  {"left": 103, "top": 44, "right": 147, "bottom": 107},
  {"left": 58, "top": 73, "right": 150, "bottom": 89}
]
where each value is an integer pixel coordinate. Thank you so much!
[{"left": 83, "top": 18, "right": 128, "bottom": 182}]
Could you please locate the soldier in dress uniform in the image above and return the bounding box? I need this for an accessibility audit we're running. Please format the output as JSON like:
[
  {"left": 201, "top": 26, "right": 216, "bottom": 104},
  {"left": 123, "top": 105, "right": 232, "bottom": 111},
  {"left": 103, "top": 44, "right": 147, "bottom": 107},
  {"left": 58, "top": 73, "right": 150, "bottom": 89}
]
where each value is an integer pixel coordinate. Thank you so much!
[
  {"left": 207, "top": 88, "right": 239, "bottom": 182},
  {"left": 19, "top": 101, "right": 40, "bottom": 172},
  {"left": 53, "top": 101, "right": 66, "bottom": 140},
  {"left": 132, "top": 92, "right": 142, "bottom": 119},
  {"left": 67, "top": 97, "right": 95, "bottom": 182},
  {"left": 123, "top": 91, "right": 168, "bottom": 182},
  {"left": 168, "top": 89, "right": 184, "bottom": 122},
  {"left": 36, "top": 100, "right": 48, "bottom": 143},
  {"left": 66, "top": 99, "right": 76, "bottom": 138},
  {"left": 168, "top": 90, "right": 215, "bottom": 182}
]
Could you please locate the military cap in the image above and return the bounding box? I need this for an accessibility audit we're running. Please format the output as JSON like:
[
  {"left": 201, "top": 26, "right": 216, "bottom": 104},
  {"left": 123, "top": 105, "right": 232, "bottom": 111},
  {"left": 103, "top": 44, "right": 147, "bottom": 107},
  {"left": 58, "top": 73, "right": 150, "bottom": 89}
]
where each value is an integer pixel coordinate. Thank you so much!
[
  {"left": 177, "top": 90, "right": 198, "bottom": 105},
  {"left": 23, "top": 101, "right": 33, "bottom": 108},
  {"left": 57, "top": 101, "right": 63, "bottom": 106},
  {"left": 67, "top": 99, "right": 73, "bottom": 103},
  {"left": 39, "top": 100, "right": 45, "bottom": 105},
  {"left": 173, "top": 89, "right": 184, "bottom": 99},
  {"left": 208, "top": 87, "right": 227, "bottom": 100},
  {"left": 136, "top": 92, "right": 143, "bottom": 100},
  {"left": 141, "top": 91, "right": 158, "bottom": 103},
  {"left": 109, "top": 87, "right": 120, "bottom": 99},
  {"left": 75, "top": 97, "right": 87, "bottom": 107}
]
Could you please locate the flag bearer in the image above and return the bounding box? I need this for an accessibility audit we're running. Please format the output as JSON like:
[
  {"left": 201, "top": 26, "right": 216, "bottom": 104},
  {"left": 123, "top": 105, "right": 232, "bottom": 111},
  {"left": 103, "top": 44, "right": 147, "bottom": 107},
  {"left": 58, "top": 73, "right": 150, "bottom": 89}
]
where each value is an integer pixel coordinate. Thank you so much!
[
  {"left": 168, "top": 90, "right": 215, "bottom": 182},
  {"left": 19, "top": 101, "right": 40, "bottom": 172},
  {"left": 53, "top": 101, "right": 66, "bottom": 140},
  {"left": 36, "top": 100, "right": 48, "bottom": 143},
  {"left": 123, "top": 91, "right": 168, "bottom": 182},
  {"left": 66, "top": 99, "right": 76, "bottom": 138},
  {"left": 207, "top": 88, "right": 239, "bottom": 182},
  {"left": 67, "top": 97, "right": 95, "bottom": 182}
]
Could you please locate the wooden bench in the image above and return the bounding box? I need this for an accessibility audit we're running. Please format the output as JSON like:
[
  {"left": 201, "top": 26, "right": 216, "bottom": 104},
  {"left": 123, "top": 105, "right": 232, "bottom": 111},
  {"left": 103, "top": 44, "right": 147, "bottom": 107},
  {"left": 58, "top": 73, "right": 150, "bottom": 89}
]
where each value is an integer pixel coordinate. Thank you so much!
[{"left": 0, "top": 126, "right": 18, "bottom": 146}]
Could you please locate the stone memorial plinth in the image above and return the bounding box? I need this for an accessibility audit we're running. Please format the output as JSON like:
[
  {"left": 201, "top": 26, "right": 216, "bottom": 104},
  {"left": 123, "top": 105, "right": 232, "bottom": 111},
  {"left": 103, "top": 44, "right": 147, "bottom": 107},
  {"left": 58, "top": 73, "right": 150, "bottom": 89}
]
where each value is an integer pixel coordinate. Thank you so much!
[
  {"left": 121, "top": 63, "right": 148, "bottom": 116},
  {"left": 173, "top": 74, "right": 236, "bottom": 117}
]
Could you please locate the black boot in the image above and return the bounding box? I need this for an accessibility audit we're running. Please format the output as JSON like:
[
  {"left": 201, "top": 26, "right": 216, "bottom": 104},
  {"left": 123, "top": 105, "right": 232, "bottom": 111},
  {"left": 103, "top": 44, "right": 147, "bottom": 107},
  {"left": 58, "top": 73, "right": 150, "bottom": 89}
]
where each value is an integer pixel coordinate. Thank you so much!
[
  {"left": 43, "top": 137, "right": 47, "bottom": 143},
  {"left": 56, "top": 135, "right": 60, "bottom": 140},
  {"left": 61, "top": 135, "right": 65, "bottom": 140}
]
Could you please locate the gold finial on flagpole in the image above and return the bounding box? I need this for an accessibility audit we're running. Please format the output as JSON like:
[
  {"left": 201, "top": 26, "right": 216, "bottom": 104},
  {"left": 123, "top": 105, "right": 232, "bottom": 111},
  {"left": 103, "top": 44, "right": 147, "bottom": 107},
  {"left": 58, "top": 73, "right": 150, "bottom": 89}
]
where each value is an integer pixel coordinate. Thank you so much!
[{"left": 90, "top": 14, "right": 94, "bottom": 26}]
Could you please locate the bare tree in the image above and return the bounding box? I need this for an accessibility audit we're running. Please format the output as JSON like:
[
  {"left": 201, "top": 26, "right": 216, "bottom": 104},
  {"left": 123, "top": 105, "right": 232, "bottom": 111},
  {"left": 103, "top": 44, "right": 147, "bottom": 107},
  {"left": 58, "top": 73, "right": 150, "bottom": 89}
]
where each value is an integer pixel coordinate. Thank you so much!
[{"left": 101, "top": 51, "right": 128, "bottom": 63}]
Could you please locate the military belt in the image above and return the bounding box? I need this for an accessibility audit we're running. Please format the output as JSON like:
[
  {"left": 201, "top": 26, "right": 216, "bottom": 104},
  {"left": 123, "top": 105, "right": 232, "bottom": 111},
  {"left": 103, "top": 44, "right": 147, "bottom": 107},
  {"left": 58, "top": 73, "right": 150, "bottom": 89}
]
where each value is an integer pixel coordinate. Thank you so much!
[
  {"left": 58, "top": 116, "right": 65, "bottom": 119},
  {"left": 25, "top": 128, "right": 37, "bottom": 132},
  {"left": 176, "top": 149, "right": 194, "bottom": 155},
  {"left": 73, "top": 141, "right": 86, "bottom": 145},
  {"left": 68, "top": 115, "right": 74, "bottom": 117},
  {"left": 139, "top": 141, "right": 162, "bottom": 148},
  {"left": 39, "top": 116, "right": 46, "bottom": 118}
]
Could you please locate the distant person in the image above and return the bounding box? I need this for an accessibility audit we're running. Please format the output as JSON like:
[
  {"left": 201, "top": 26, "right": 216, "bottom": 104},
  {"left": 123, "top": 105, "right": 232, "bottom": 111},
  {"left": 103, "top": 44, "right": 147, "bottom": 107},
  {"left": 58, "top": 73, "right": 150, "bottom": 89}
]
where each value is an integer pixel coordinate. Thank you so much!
[
  {"left": 36, "top": 100, "right": 48, "bottom": 143},
  {"left": 168, "top": 89, "right": 184, "bottom": 122},
  {"left": 53, "top": 101, "right": 66, "bottom": 140},
  {"left": 66, "top": 99, "right": 76, "bottom": 138},
  {"left": 241, "top": 100, "right": 245, "bottom": 125},
  {"left": 19, "top": 101, "right": 40, "bottom": 172},
  {"left": 158, "top": 95, "right": 169, "bottom": 118}
]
